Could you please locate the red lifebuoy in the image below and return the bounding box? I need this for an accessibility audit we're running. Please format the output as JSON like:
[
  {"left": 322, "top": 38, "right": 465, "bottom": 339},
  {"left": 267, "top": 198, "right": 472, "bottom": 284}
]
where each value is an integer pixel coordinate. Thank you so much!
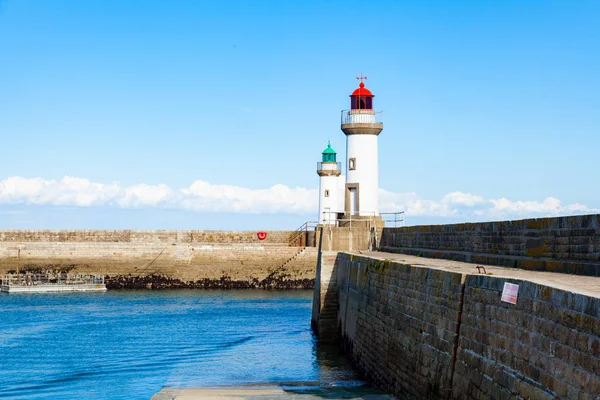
[{"left": 257, "top": 231, "right": 267, "bottom": 240}]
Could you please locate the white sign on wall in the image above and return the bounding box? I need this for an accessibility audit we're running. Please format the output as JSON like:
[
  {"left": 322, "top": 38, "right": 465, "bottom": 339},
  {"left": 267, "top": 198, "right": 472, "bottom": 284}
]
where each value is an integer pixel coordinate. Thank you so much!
[{"left": 501, "top": 282, "right": 519, "bottom": 304}]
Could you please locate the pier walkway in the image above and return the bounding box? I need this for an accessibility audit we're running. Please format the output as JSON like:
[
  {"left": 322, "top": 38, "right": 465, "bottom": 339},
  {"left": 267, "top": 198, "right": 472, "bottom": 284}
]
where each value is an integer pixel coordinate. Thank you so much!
[
  {"left": 152, "top": 386, "right": 394, "bottom": 399},
  {"left": 357, "top": 251, "right": 600, "bottom": 297}
]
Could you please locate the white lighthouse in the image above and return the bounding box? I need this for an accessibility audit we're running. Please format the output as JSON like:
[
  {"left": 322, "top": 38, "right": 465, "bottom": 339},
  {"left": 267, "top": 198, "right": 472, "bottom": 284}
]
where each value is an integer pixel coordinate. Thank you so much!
[
  {"left": 317, "top": 142, "right": 342, "bottom": 225},
  {"left": 341, "top": 76, "right": 383, "bottom": 217}
]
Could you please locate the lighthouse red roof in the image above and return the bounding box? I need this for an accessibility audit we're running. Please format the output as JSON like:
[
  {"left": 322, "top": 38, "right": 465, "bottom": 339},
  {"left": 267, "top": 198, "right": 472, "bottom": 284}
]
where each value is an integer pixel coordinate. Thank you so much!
[{"left": 350, "top": 82, "right": 374, "bottom": 97}]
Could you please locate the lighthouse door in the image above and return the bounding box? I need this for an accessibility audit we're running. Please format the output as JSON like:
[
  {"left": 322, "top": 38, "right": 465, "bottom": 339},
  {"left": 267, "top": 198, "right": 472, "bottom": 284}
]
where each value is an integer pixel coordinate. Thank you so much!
[
  {"left": 349, "top": 188, "right": 357, "bottom": 216},
  {"left": 345, "top": 183, "right": 360, "bottom": 216}
]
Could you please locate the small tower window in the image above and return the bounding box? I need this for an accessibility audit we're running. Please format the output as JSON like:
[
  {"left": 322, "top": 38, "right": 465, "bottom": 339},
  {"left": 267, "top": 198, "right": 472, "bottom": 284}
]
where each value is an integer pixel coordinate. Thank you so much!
[
  {"left": 323, "top": 153, "right": 335, "bottom": 163},
  {"left": 324, "top": 190, "right": 330, "bottom": 197},
  {"left": 349, "top": 158, "right": 356, "bottom": 170}
]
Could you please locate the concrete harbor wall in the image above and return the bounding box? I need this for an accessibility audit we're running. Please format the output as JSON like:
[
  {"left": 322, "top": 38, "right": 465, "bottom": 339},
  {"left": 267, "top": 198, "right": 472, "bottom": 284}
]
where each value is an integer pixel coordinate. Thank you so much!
[
  {"left": 313, "top": 252, "right": 600, "bottom": 399},
  {"left": 317, "top": 225, "right": 379, "bottom": 252},
  {"left": 381, "top": 214, "right": 600, "bottom": 276},
  {"left": 0, "top": 230, "right": 318, "bottom": 289},
  {"left": 453, "top": 275, "right": 599, "bottom": 399}
]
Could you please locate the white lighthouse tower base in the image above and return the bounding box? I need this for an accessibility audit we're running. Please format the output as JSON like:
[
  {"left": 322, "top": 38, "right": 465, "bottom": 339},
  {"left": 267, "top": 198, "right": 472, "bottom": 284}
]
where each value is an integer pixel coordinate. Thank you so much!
[{"left": 346, "top": 134, "right": 378, "bottom": 217}]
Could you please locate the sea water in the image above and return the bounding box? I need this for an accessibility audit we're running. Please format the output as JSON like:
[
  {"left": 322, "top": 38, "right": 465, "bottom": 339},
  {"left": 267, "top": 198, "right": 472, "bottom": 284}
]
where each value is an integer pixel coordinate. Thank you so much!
[{"left": 0, "top": 290, "right": 362, "bottom": 399}]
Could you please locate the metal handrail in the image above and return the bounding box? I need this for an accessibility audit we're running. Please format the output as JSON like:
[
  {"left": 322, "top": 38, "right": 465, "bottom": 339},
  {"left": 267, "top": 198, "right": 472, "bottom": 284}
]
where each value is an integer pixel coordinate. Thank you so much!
[
  {"left": 289, "top": 221, "right": 318, "bottom": 247},
  {"left": 321, "top": 211, "right": 379, "bottom": 251},
  {"left": 380, "top": 211, "right": 405, "bottom": 227},
  {"left": 2, "top": 273, "right": 105, "bottom": 287},
  {"left": 321, "top": 210, "right": 379, "bottom": 228}
]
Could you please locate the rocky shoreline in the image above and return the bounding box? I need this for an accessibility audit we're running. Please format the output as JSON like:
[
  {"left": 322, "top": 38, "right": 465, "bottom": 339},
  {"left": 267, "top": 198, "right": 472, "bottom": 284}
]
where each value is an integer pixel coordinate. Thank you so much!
[
  {"left": 6, "top": 264, "right": 316, "bottom": 290},
  {"left": 105, "top": 273, "right": 315, "bottom": 290}
]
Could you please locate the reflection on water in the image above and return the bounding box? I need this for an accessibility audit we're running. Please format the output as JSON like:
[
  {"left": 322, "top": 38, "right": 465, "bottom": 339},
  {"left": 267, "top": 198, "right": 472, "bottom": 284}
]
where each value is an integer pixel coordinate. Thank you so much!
[{"left": 0, "top": 290, "right": 363, "bottom": 399}]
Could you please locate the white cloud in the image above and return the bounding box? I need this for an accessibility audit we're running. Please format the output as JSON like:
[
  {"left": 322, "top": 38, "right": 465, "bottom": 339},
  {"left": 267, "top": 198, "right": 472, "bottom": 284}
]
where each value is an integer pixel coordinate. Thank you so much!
[
  {"left": 117, "top": 183, "right": 174, "bottom": 208},
  {"left": 0, "top": 176, "right": 317, "bottom": 214},
  {"left": 0, "top": 176, "right": 120, "bottom": 207},
  {"left": 487, "top": 197, "right": 597, "bottom": 218},
  {"left": 0, "top": 176, "right": 597, "bottom": 220},
  {"left": 379, "top": 190, "right": 453, "bottom": 217},
  {"left": 180, "top": 181, "right": 315, "bottom": 213},
  {"left": 490, "top": 197, "right": 561, "bottom": 215},
  {"left": 442, "top": 191, "right": 486, "bottom": 207},
  {"left": 380, "top": 189, "right": 598, "bottom": 220}
]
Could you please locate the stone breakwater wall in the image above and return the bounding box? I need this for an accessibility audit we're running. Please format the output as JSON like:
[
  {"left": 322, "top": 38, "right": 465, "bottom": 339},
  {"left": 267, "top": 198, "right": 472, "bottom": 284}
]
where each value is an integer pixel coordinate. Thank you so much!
[
  {"left": 454, "top": 275, "right": 599, "bottom": 399},
  {"left": 0, "top": 230, "right": 293, "bottom": 244},
  {"left": 313, "top": 252, "right": 600, "bottom": 399},
  {"left": 0, "top": 230, "right": 317, "bottom": 289},
  {"left": 381, "top": 214, "right": 600, "bottom": 276}
]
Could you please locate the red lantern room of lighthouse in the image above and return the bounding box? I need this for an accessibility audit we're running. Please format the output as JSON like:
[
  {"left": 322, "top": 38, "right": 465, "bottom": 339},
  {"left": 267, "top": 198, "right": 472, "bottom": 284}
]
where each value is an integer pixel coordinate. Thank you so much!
[
  {"left": 351, "top": 81, "right": 374, "bottom": 110},
  {"left": 341, "top": 76, "right": 382, "bottom": 128}
]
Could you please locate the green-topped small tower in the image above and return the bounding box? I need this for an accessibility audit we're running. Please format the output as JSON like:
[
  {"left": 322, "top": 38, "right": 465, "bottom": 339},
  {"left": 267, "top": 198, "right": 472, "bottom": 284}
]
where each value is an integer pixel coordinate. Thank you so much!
[
  {"left": 317, "top": 141, "right": 342, "bottom": 225},
  {"left": 322, "top": 142, "right": 337, "bottom": 163}
]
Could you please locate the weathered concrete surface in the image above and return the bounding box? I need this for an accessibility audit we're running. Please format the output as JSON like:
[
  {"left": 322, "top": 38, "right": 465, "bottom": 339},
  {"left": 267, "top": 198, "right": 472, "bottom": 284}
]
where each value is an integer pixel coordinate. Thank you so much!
[
  {"left": 313, "top": 251, "right": 600, "bottom": 399},
  {"left": 0, "top": 230, "right": 295, "bottom": 243},
  {"left": 317, "top": 226, "right": 379, "bottom": 252},
  {"left": 381, "top": 214, "right": 600, "bottom": 276},
  {"left": 152, "top": 386, "right": 395, "bottom": 400},
  {"left": 454, "top": 275, "right": 600, "bottom": 399},
  {"left": 311, "top": 251, "right": 340, "bottom": 341},
  {"left": 0, "top": 230, "right": 318, "bottom": 289},
  {"left": 332, "top": 252, "right": 465, "bottom": 399},
  {"left": 359, "top": 252, "right": 600, "bottom": 298},
  {"left": 312, "top": 223, "right": 385, "bottom": 340}
]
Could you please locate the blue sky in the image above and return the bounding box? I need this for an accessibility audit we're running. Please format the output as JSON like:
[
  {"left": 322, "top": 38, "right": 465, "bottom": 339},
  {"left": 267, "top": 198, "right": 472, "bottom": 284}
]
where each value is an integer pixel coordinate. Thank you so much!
[{"left": 0, "top": 0, "right": 599, "bottom": 229}]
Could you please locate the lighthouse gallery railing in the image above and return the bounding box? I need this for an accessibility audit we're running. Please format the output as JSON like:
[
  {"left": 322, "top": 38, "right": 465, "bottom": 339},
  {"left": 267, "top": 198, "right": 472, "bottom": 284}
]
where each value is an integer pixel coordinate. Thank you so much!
[
  {"left": 317, "top": 162, "right": 342, "bottom": 170},
  {"left": 341, "top": 110, "right": 383, "bottom": 124}
]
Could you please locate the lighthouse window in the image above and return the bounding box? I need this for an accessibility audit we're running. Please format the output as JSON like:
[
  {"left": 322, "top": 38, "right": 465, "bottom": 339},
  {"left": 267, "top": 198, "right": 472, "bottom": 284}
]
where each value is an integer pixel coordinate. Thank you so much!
[
  {"left": 352, "top": 97, "right": 366, "bottom": 110},
  {"left": 351, "top": 97, "right": 372, "bottom": 110},
  {"left": 323, "top": 153, "right": 335, "bottom": 163},
  {"left": 349, "top": 158, "right": 356, "bottom": 170},
  {"left": 324, "top": 190, "right": 330, "bottom": 197}
]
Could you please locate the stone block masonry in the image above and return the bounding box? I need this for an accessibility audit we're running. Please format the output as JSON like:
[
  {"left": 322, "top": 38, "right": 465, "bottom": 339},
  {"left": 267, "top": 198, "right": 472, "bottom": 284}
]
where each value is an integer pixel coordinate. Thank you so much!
[
  {"left": 0, "top": 230, "right": 294, "bottom": 244},
  {"left": 313, "top": 251, "right": 600, "bottom": 399},
  {"left": 332, "top": 253, "right": 465, "bottom": 399},
  {"left": 0, "top": 230, "right": 318, "bottom": 289},
  {"left": 454, "top": 276, "right": 600, "bottom": 400},
  {"left": 381, "top": 214, "right": 600, "bottom": 276},
  {"left": 311, "top": 251, "right": 341, "bottom": 341}
]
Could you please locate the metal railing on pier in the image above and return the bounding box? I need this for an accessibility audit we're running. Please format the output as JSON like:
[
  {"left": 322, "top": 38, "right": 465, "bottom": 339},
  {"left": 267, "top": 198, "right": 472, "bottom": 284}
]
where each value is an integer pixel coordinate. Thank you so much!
[
  {"left": 321, "top": 210, "right": 378, "bottom": 230},
  {"left": 321, "top": 211, "right": 405, "bottom": 229},
  {"left": 320, "top": 210, "right": 405, "bottom": 250},
  {"left": 289, "top": 221, "right": 319, "bottom": 247},
  {"left": 380, "top": 211, "right": 405, "bottom": 227},
  {"left": 2, "top": 273, "right": 105, "bottom": 287},
  {"left": 321, "top": 210, "right": 379, "bottom": 251}
]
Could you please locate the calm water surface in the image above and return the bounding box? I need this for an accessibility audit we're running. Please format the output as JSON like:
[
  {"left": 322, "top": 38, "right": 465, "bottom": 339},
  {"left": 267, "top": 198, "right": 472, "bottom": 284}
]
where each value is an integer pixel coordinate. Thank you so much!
[{"left": 0, "top": 290, "right": 362, "bottom": 399}]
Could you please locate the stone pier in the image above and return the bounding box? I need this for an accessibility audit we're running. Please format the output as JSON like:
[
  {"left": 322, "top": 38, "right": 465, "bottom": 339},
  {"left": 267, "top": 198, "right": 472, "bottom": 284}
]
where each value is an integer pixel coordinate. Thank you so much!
[
  {"left": 312, "top": 250, "right": 600, "bottom": 399},
  {"left": 0, "top": 230, "right": 319, "bottom": 289}
]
